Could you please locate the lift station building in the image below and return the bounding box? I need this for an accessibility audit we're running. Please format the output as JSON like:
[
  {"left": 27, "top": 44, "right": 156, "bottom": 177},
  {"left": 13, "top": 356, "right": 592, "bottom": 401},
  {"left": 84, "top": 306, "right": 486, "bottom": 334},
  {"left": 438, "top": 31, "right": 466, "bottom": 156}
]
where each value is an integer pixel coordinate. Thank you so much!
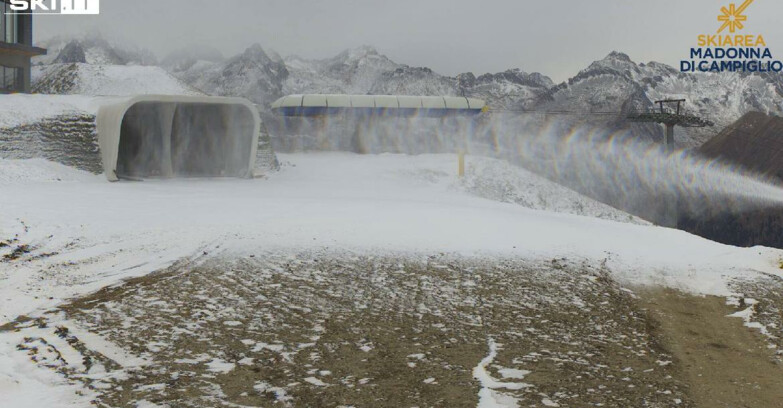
[{"left": 272, "top": 94, "right": 487, "bottom": 117}]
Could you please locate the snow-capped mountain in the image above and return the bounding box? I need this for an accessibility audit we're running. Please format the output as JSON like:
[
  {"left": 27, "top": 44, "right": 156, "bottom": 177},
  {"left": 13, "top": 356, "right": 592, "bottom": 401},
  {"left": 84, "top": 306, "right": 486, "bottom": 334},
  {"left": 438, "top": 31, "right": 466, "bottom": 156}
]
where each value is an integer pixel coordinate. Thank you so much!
[
  {"left": 35, "top": 37, "right": 157, "bottom": 66},
  {"left": 31, "top": 36, "right": 783, "bottom": 148},
  {"left": 282, "top": 45, "right": 401, "bottom": 95},
  {"left": 164, "top": 44, "right": 783, "bottom": 148},
  {"left": 160, "top": 45, "right": 225, "bottom": 73},
  {"left": 538, "top": 51, "right": 783, "bottom": 147},
  {"left": 202, "top": 44, "right": 556, "bottom": 114},
  {"left": 31, "top": 40, "right": 557, "bottom": 121},
  {"left": 368, "top": 66, "right": 456, "bottom": 96},
  {"left": 280, "top": 46, "right": 555, "bottom": 111},
  {"left": 457, "top": 69, "right": 554, "bottom": 110},
  {"left": 172, "top": 43, "right": 289, "bottom": 107},
  {"left": 303, "top": 45, "right": 400, "bottom": 94}
]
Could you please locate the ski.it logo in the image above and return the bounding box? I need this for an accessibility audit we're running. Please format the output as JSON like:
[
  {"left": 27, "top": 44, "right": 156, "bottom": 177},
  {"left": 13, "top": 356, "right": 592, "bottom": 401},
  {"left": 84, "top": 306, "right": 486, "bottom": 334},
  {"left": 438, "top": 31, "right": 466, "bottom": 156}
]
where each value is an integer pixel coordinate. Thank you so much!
[
  {"left": 680, "top": 0, "right": 782, "bottom": 73},
  {"left": 8, "top": 0, "right": 99, "bottom": 15}
]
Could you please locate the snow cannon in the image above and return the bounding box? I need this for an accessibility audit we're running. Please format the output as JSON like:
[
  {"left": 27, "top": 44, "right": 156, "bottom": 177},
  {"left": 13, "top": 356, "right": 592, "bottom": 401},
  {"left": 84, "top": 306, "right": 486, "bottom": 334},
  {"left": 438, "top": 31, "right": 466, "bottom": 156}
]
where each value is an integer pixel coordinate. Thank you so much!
[
  {"left": 271, "top": 94, "right": 487, "bottom": 118},
  {"left": 96, "top": 95, "right": 260, "bottom": 182}
]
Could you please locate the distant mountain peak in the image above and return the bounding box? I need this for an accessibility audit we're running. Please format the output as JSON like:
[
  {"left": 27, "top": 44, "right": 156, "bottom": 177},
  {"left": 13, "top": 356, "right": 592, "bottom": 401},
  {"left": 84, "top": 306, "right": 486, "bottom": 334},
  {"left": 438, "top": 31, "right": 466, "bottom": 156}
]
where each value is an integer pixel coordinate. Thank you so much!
[
  {"left": 581, "top": 51, "right": 641, "bottom": 77},
  {"left": 472, "top": 68, "right": 554, "bottom": 90},
  {"left": 351, "top": 45, "right": 378, "bottom": 56},
  {"left": 331, "top": 45, "right": 385, "bottom": 64},
  {"left": 266, "top": 49, "right": 284, "bottom": 64},
  {"left": 161, "top": 45, "right": 224, "bottom": 72},
  {"left": 605, "top": 51, "right": 633, "bottom": 62},
  {"left": 53, "top": 40, "right": 86, "bottom": 64},
  {"left": 157, "top": 42, "right": 783, "bottom": 153},
  {"left": 35, "top": 34, "right": 157, "bottom": 66},
  {"left": 243, "top": 43, "right": 271, "bottom": 60},
  {"left": 506, "top": 67, "right": 529, "bottom": 75}
]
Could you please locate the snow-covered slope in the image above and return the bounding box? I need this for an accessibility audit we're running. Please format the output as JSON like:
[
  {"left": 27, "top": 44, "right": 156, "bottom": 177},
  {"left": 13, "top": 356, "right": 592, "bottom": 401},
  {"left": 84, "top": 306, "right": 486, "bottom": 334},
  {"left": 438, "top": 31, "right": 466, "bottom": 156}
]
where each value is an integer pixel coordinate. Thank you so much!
[
  {"left": 457, "top": 156, "right": 644, "bottom": 224},
  {"left": 369, "top": 66, "right": 458, "bottom": 96},
  {"left": 32, "top": 63, "right": 201, "bottom": 96},
  {"left": 458, "top": 69, "right": 554, "bottom": 110},
  {"left": 0, "top": 158, "right": 100, "bottom": 183},
  {"left": 1, "top": 152, "right": 779, "bottom": 322},
  {"left": 280, "top": 46, "right": 401, "bottom": 96},
  {"left": 0, "top": 94, "right": 97, "bottom": 128},
  {"left": 31, "top": 36, "right": 198, "bottom": 97},
  {"left": 2, "top": 152, "right": 782, "bottom": 407},
  {"left": 282, "top": 54, "right": 348, "bottom": 94},
  {"left": 34, "top": 37, "right": 157, "bottom": 66}
]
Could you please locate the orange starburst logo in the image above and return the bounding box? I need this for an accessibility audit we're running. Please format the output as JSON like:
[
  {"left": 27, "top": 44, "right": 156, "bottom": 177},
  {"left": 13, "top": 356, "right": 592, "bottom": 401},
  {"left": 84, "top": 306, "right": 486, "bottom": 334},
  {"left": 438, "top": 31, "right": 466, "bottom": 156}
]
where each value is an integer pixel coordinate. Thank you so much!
[{"left": 717, "top": 0, "right": 753, "bottom": 33}]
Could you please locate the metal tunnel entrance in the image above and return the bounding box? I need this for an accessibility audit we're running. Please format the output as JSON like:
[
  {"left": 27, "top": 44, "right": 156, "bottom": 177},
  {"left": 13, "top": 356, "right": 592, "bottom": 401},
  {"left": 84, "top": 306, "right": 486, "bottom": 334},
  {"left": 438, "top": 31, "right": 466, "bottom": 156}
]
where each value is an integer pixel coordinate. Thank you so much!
[{"left": 97, "top": 96, "right": 260, "bottom": 181}]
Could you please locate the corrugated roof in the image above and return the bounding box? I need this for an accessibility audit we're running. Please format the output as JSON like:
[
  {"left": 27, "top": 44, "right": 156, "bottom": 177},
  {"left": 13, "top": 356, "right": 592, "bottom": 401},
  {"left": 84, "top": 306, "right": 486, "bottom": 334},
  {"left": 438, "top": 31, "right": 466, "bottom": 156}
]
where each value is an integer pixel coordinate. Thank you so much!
[{"left": 271, "top": 94, "right": 486, "bottom": 113}]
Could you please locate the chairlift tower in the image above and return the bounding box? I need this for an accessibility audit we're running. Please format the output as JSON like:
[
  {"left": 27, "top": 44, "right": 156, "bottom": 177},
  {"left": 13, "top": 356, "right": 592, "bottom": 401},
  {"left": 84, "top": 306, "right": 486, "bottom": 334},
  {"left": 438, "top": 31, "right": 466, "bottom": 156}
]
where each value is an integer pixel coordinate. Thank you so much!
[{"left": 627, "top": 99, "right": 714, "bottom": 152}]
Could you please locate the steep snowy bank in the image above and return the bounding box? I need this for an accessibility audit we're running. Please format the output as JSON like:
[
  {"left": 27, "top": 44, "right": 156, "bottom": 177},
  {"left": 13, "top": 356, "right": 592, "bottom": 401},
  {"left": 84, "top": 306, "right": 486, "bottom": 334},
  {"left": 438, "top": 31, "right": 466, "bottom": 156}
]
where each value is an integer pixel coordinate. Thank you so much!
[{"left": 1, "top": 152, "right": 779, "bottom": 321}]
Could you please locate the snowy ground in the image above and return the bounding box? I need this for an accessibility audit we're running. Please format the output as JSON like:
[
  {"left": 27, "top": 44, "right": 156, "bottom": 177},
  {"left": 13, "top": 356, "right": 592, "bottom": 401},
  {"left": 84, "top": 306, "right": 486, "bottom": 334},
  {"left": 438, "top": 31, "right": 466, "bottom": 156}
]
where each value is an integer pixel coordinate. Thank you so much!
[
  {"left": 0, "top": 94, "right": 99, "bottom": 129},
  {"left": 2, "top": 152, "right": 783, "bottom": 407},
  {"left": 33, "top": 64, "right": 202, "bottom": 97}
]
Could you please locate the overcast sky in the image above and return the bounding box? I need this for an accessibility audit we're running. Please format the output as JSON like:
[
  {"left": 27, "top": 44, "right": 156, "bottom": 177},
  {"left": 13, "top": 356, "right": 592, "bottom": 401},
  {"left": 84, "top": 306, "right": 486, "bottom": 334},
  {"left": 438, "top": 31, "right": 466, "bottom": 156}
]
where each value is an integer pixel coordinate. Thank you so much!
[{"left": 34, "top": 0, "right": 783, "bottom": 82}]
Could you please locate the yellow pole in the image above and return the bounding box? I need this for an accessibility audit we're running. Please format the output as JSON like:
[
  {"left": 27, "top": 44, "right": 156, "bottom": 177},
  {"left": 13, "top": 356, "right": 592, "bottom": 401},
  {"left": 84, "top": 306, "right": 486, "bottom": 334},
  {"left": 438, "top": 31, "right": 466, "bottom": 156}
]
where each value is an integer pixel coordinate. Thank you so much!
[{"left": 458, "top": 151, "right": 465, "bottom": 177}]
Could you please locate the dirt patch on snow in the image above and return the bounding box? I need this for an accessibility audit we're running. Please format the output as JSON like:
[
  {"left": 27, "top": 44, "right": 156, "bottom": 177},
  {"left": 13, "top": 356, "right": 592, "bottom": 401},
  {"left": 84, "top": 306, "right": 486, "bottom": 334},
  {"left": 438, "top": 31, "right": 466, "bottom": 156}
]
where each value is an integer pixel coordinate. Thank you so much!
[
  {"left": 637, "top": 288, "right": 783, "bottom": 408},
  {"left": 5, "top": 253, "right": 691, "bottom": 407},
  {"left": 12, "top": 253, "right": 783, "bottom": 407}
]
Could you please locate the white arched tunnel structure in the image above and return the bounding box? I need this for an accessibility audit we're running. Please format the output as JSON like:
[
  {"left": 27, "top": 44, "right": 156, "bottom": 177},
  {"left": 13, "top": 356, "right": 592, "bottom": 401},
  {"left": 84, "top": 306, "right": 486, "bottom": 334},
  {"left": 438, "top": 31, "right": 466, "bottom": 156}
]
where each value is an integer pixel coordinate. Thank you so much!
[{"left": 97, "top": 95, "right": 260, "bottom": 182}]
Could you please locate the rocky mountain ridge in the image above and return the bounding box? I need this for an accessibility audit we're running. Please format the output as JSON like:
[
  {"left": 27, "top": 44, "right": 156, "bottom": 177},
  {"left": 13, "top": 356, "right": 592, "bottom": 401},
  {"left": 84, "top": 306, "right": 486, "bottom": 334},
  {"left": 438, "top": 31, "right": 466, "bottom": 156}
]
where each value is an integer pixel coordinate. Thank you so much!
[{"left": 34, "top": 38, "right": 783, "bottom": 148}]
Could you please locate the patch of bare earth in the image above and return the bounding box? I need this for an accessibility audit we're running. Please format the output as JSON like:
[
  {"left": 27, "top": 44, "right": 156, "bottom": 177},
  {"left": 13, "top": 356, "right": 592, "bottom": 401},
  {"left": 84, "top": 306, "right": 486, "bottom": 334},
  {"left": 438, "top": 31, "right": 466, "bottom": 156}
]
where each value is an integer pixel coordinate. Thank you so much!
[
  {"left": 637, "top": 287, "right": 783, "bottom": 408},
  {"left": 3, "top": 253, "right": 695, "bottom": 407}
]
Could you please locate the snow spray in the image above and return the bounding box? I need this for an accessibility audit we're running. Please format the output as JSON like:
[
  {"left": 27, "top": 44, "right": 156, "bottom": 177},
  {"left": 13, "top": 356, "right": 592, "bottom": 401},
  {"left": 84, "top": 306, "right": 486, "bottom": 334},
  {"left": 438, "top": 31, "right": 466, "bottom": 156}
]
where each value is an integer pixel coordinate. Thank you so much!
[
  {"left": 477, "top": 114, "right": 783, "bottom": 225},
  {"left": 272, "top": 112, "right": 783, "bottom": 225}
]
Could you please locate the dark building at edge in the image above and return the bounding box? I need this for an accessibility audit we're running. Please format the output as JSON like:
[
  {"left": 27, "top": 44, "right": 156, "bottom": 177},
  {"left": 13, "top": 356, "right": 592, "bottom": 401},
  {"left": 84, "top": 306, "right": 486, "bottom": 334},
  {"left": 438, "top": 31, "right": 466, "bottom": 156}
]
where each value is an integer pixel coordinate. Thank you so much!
[{"left": 0, "top": 0, "right": 46, "bottom": 93}]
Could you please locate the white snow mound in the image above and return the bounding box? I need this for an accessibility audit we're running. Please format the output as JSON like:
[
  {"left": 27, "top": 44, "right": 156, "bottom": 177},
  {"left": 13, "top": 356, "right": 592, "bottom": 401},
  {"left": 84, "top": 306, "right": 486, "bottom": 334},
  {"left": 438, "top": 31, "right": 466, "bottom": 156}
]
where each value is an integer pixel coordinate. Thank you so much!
[
  {"left": 33, "top": 63, "right": 202, "bottom": 97},
  {"left": 0, "top": 94, "right": 98, "bottom": 129},
  {"left": 0, "top": 158, "right": 100, "bottom": 183}
]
